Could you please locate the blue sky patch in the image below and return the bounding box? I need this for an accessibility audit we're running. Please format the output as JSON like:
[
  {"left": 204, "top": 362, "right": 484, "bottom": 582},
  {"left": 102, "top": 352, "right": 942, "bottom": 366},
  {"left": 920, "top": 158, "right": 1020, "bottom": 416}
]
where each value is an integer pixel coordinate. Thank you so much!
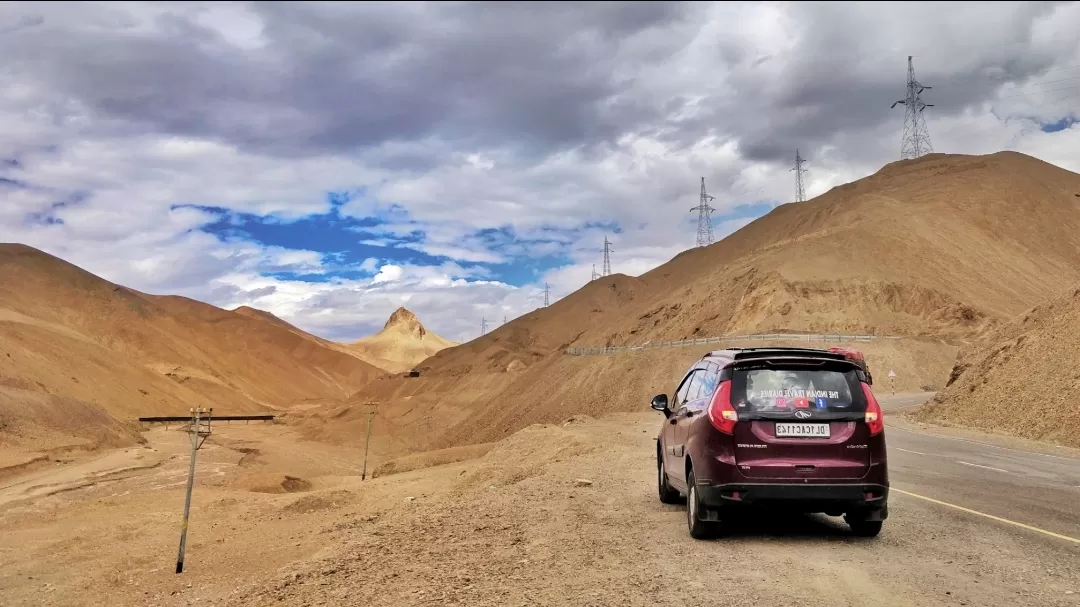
[
  {"left": 174, "top": 195, "right": 583, "bottom": 286},
  {"left": 169, "top": 191, "right": 777, "bottom": 287},
  {"left": 1040, "top": 116, "right": 1077, "bottom": 133}
]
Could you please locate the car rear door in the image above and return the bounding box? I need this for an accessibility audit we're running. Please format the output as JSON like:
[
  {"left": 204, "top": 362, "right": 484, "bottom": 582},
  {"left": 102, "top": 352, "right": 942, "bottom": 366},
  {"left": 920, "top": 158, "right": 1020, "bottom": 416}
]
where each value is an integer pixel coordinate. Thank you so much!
[
  {"left": 672, "top": 366, "right": 714, "bottom": 453},
  {"left": 729, "top": 360, "right": 872, "bottom": 480},
  {"left": 663, "top": 370, "right": 697, "bottom": 482}
]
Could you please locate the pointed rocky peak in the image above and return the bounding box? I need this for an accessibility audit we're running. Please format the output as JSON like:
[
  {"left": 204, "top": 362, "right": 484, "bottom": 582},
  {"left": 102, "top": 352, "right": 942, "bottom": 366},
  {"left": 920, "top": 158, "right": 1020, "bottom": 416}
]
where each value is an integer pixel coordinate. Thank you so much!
[{"left": 383, "top": 306, "right": 426, "bottom": 338}]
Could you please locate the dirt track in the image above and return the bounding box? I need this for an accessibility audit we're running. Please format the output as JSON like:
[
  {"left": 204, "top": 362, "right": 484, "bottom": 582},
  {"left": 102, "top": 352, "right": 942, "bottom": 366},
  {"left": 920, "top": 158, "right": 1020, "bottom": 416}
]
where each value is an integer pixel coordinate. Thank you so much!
[{"left": 1, "top": 395, "right": 1078, "bottom": 606}]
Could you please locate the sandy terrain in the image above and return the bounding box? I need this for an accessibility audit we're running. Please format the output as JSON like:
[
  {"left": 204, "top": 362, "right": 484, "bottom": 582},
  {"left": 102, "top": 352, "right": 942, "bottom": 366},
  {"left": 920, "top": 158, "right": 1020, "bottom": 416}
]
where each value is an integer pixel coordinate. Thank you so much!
[
  {"left": 0, "top": 398, "right": 1077, "bottom": 607},
  {"left": 0, "top": 418, "right": 398, "bottom": 606}
]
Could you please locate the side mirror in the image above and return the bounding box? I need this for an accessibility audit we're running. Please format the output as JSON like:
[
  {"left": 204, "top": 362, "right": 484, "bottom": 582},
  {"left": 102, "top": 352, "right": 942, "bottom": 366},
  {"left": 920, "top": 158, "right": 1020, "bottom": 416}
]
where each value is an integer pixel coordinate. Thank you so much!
[{"left": 650, "top": 394, "right": 669, "bottom": 413}]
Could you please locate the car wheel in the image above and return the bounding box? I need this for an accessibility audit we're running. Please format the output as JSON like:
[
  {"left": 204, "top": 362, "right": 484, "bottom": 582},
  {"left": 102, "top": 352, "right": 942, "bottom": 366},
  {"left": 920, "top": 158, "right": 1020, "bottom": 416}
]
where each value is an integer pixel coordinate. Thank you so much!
[
  {"left": 685, "top": 468, "right": 717, "bottom": 540},
  {"left": 845, "top": 514, "right": 883, "bottom": 538},
  {"left": 658, "top": 455, "right": 680, "bottom": 504}
]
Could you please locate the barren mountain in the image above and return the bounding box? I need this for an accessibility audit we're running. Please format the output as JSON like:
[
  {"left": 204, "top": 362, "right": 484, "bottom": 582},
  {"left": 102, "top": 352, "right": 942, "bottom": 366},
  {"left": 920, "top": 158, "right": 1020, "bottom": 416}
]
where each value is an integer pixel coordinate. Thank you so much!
[
  {"left": 0, "top": 244, "right": 381, "bottom": 464},
  {"left": 914, "top": 283, "right": 1080, "bottom": 448},
  {"left": 344, "top": 307, "right": 456, "bottom": 373},
  {"left": 343, "top": 151, "right": 1080, "bottom": 455},
  {"left": 438, "top": 151, "right": 1080, "bottom": 374}
]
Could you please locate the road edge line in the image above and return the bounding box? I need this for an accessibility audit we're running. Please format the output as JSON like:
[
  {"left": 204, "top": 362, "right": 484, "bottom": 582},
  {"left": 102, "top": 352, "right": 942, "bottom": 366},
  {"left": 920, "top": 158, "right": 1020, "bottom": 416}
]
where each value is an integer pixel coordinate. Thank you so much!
[
  {"left": 885, "top": 424, "right": 1080, "bottom": 462},
  {"left": 893, "top": 488, "right": 1080, "bottom": 545}
]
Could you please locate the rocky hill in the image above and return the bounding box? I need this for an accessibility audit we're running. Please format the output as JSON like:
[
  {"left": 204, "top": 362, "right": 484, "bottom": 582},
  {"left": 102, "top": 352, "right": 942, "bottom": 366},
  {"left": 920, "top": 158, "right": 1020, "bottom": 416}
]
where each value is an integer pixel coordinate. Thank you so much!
[{"left": 346, "top": 307, "right": 457, "bottom": 373}]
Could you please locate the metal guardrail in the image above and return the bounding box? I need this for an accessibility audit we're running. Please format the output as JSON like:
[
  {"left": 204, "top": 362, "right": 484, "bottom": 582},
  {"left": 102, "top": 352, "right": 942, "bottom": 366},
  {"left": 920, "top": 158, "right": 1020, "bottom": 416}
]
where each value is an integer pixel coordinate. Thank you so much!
[
  {"left": 138, "top": 415, "right": 276, "bottom": 423},
  {"left": 564, "top": 332, "right": 902, "bottom": 356}
]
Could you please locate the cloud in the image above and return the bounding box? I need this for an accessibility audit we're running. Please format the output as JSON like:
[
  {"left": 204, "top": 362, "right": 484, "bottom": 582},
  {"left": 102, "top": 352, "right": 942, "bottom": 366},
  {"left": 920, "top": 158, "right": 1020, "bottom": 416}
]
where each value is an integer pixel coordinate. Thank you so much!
[
  {"left": 371, "top": 264, "right": 404, "bottom": 285},
  {"left": 0, "top": 1, "right": 1078, "bottom": 342}
]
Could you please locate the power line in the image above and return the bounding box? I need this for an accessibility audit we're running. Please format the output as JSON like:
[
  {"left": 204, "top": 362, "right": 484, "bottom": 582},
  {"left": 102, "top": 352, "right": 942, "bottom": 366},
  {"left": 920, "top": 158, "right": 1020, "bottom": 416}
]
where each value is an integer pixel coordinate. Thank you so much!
[
  {"left": 543, "top": 282, "right": 550, "bottom": 307},
  {"left": 999, "top": 73, "right": 1080, "bottom": 90},
  {"left": 602, "top": 236, "right": 613, "bottom": 276},
  {"left": 1028, "top": 90, "right": 1080, "bottom": 110},
  {"left": 997, "top": 83, "right": 1080, "bottom": 100},
  {"left": 690, "top": 177, "right": 716, "bottom": 246},
  {"left": 891, "top": 55, "right": 934, "bottom": 160},
  {"left": 791, "top": 149, "right": 808, "bottom": 203}
]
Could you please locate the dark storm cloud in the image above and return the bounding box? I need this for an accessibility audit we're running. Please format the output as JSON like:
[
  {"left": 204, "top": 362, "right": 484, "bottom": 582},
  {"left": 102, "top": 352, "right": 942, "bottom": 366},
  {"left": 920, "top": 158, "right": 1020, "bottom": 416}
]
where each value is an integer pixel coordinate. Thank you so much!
[
  {"left": 703, "top": 1, "right": 1069, "bottom": 164},
  {"left": 0, "top": 13, "right": 43, "bottom": 33},
  {"left": 3, "top": 1, "right": 691, "bottom": 160},
  {"left": 1, "top": 1, "right": 1074, "bottom": 183}
]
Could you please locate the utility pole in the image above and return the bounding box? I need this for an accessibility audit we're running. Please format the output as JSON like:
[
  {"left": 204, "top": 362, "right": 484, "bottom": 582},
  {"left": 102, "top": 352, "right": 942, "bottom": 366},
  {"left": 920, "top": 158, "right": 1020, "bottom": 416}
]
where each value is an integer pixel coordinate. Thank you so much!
[
  {"left": 591, "top": 264, "right": 599, "bottom": 281},
  {"left": 543, "top": 282, "right": 550, "bottom": 307},
  {"left": 602, "top": 236, "right": 613, "bottom": 276},
  {"left": 792, "top": 149, "right": 808, "bottom": 203},
  {"left": 503, "top": 313, "right": 507, "bottom": 325},
  {"left": 360, "top": 402, "right": 377, "bottom": 481},
  {"left": 690, "top": 177, "right": 716, "bottom": 247},
  {"left": 891, "top": 56, "right": 934, "bottom": 160},
  {"left": 481, "top": 316, "right": 488, "bottom": 336},
  {"left": 175, "top": 407, "right": 212, "bottom": 574}
]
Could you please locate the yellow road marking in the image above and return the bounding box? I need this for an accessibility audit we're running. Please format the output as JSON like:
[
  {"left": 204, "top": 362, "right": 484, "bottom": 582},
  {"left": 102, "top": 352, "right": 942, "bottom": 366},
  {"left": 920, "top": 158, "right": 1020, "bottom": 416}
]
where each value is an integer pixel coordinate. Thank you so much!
[{"left": 893, "top": 488, "right": 1080, "bottom": 545}]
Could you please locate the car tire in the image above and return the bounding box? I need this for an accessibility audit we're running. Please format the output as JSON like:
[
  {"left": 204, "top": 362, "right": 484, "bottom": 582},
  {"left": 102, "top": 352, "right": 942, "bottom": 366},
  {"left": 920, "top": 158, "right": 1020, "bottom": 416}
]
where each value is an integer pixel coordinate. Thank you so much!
[
  {"left": 845, "top": 515, "right": 883, "bottom": 538},
  {"left": 685, "top": 468, "right": 717, "bottom": 540},
  {"left": 658, "top": 455, "right": 680, "bottom": 504}
]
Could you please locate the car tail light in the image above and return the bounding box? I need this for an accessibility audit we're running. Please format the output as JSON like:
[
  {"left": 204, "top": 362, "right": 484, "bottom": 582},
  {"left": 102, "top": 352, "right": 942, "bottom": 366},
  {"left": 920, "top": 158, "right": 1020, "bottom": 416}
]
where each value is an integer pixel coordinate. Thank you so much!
[
  {"left": 861, "top": 382, "right": 884, "bottom": 436},
  {"left": 708, "top": 380, "right": 738, "bottom": 434}
]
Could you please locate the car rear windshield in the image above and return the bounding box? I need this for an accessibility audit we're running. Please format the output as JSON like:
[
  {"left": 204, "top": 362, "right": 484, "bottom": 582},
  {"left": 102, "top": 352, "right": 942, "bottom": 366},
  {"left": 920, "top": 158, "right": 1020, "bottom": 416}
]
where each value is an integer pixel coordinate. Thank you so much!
[{"left": 730, "top": 364, "right": 867, "bottom": 413}]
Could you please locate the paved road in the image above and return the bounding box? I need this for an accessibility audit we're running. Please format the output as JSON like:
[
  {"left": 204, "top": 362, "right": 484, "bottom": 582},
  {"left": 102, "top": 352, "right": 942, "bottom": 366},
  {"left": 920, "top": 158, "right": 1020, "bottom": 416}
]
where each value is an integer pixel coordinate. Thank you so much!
[{"left": 879, "top": 392, "right": 1080, "bottom": 546}]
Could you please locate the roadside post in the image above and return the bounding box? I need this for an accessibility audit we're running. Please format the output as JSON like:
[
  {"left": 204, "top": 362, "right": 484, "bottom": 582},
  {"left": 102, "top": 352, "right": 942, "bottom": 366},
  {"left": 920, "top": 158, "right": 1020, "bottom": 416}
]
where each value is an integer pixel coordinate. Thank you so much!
[
  {"left": 361, "top": 402, "right": 377, "bottom": 481},
  {"left": 888, "top": 369, "right": 896, "bottom": 395},
  {"left": 175, "top": 407, "right": 212, "bottom": 574}
]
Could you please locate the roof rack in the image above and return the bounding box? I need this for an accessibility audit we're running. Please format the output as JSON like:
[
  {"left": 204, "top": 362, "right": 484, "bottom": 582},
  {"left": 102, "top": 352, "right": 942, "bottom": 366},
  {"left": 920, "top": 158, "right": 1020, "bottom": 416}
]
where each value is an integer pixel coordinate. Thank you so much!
[{"left": 725, "top": 347, "right": 849, "bottom": 362}]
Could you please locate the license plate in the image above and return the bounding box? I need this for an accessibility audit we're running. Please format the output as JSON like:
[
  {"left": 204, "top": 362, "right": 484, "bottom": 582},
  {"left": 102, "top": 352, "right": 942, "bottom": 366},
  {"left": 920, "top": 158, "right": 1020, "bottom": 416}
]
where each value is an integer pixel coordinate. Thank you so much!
[{"left": 775, "top": 423, "right": 831, "bottom": 438}]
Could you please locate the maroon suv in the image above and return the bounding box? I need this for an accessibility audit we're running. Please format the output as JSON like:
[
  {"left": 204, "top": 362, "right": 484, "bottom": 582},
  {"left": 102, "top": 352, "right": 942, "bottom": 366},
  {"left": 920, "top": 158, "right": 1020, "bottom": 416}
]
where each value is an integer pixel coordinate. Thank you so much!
[{"left": 651, "top": 346, "right": 888, "bottom": 539}]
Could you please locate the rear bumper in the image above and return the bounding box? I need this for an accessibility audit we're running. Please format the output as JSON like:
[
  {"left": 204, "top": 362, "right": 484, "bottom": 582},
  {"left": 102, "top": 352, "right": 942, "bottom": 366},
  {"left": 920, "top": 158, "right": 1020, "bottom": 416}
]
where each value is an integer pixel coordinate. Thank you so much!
[{"left": 696, "top": 482, "right": 889, "bottom": 516}]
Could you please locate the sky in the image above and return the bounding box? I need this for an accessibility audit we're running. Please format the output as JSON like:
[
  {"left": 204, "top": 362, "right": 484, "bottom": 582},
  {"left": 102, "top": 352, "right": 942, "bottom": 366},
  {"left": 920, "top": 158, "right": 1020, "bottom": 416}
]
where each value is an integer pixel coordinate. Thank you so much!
[{"left": 1, "top": 1, "right": 1079, "bottom": 343}]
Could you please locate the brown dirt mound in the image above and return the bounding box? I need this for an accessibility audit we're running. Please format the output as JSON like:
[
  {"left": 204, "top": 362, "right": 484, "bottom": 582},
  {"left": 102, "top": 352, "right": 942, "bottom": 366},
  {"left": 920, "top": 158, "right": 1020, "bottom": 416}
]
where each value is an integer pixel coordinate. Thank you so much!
[
  {"left": 0, "top": 386, "right": 142, "bottom": 466},
  {"left": 234, "top": 473, "right": 313, "bottom": 494},
  {"left": 372, "top": 443, "right": 496, "bottom": 478},
  {"left": 282, "top": 490, "right": 354, "bottom": 514},
  {"left": 913, "top": 284, "right": 1080, "bottom": 447},
  {"left": 452, "top": 423, "right": 597, "bottom": 494}
]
